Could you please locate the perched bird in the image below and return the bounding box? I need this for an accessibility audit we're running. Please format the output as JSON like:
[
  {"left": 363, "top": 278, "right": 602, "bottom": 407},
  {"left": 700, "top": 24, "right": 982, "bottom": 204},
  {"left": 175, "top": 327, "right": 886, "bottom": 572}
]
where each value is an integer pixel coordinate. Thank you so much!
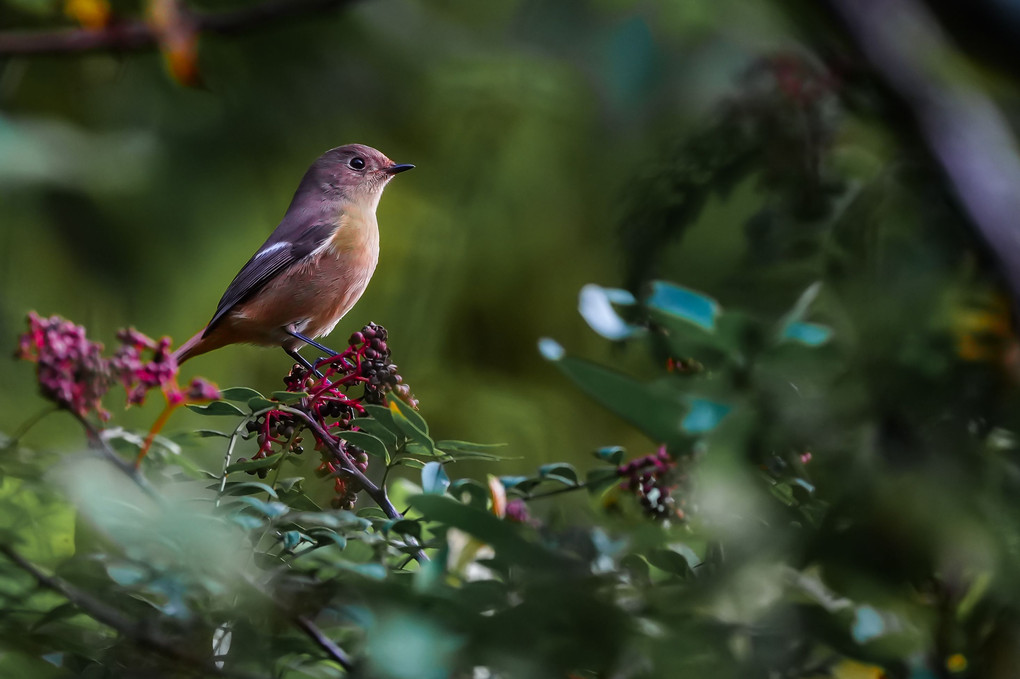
[{"left": 173, "top": 143, "right": 413, "bottom": 370}]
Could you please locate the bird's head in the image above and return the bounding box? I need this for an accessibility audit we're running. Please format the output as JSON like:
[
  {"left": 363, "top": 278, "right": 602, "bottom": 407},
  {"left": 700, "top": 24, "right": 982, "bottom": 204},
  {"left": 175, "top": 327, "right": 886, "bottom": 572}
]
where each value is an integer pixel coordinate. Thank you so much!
[{"left": 299, "top": 143, "right": 413, "bottom": 210}]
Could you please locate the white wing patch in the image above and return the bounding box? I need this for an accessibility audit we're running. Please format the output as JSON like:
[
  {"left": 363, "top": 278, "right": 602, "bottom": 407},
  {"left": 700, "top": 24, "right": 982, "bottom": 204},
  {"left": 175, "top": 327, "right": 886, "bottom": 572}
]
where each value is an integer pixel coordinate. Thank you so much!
[{"left": 254, "top": 241, "right": 289, "bottom": 259}]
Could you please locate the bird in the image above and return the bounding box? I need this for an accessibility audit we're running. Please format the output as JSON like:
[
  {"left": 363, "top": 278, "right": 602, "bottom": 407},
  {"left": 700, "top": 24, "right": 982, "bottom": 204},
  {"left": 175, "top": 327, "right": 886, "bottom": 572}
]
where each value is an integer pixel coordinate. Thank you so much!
[{"left": 173, "top": 143, "right": 413, "bottom": 371}]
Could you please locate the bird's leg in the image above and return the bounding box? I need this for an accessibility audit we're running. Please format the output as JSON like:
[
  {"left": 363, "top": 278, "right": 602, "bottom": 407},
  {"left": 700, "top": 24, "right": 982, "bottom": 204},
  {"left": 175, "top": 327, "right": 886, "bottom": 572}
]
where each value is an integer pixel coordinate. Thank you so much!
[
  {"left": 286, "top": 347, "right": 323, "bottom": 379},
  {"left": 285, "top": 328, "right": 338, "bottom": 357}
]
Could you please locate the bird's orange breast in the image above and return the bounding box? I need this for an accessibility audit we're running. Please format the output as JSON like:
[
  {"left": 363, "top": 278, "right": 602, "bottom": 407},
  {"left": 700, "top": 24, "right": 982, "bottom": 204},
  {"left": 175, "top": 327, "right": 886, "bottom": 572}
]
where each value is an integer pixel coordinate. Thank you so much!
[{"left": 216, "top": 208, "right": 380, "bottom": 350}]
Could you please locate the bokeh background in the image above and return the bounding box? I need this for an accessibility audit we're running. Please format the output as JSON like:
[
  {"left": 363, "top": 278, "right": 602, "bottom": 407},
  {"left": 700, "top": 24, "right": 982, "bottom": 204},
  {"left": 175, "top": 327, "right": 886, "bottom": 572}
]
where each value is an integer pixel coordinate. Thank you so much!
[{"left": 1, "top": 0, "right": 762, "bottom": 463}]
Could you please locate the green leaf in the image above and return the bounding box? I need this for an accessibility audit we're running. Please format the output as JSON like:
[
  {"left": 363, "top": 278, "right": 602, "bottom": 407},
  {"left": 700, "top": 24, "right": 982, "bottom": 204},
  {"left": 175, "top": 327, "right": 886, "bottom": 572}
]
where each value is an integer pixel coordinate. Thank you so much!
[
  {"left": 436, "top": 440, "right": 507, "bottom": 453},
  {"left": 542, "top": 354, "right": 688, "bottom": 445},
  {"left": 421, "top": 461, "right": 450, "bottom": 495},
  {"left": 233, "top": 496, "right": 289, "bottom": 518},
  {"left": 388, "top": 519, "right": 422, "bottom": 539},
  {"left": 226, "top": 453, "right": 283, "bottom": 473},
  {"left": 219, "top": 387, "right": 265, "bottom": 402},
  {"left": 355, "top": 418, "right": 399, "bottom": 451},
  {"left": 396, "top": 458, "right": 427, "bottom": 469},
  {"left": 388, "top": 402, "right": 434, "bottom": 453},
  {"left": 411, "top": 495, "right": 566, "bottom": 568},
  {"left": 389, "top": 398, "right": 429, "bottom": 434},
  {"left": 271, "top": 390, "right": 308, "bottom": 404},
  {"left": 106, "top": 563, "right": 148, "bottom": 586},
  {"left": 218, "top": 481, "right": 279, "bottom": 498},
  {"left": 646, "top": 548, "right": 695, "bottom": 578},
  {"left": 538, "top": 463, "right": 578, "bottom": 486},
  {"left": 646, "top": 281, "right": 719, "bottom": 331},
  {"left": 247, "top": 397, "right": 279, "bottom": 412},
  {"left": 337, "top": 431, "right": 390, "bottom": 461},
  {"left": 449, "top": 479, "right": 489, "bottom": 509},
  {"left": 195, "top": 429, "right": 231, "bottom": 439},
  {"left": 585, "top": 467, "right": 621, "bottom": 493},
  {"left": 186, "top": 401, "right": 246, "bottom": 417},
  {"left": 362, "top": 404, "right": 404, "bottom": 438}
]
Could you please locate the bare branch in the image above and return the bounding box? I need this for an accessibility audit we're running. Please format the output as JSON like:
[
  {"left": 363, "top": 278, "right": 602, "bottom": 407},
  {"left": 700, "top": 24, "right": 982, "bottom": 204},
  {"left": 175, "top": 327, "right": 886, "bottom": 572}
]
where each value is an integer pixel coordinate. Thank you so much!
[
  {"left": 0, "top": 0, "right": 359, "bottom": 56},
  {"left": 0, "top": 543, "right": 268, "bottom": 679},
  {"left": 295, "top": 614, "right": 355, "bottom": 672},
  {"left": 280, "top": 406, "right": 430, "bottom": 565},
  {"left": 828, "top": 0, "right": 1020, "bottom": 312}
]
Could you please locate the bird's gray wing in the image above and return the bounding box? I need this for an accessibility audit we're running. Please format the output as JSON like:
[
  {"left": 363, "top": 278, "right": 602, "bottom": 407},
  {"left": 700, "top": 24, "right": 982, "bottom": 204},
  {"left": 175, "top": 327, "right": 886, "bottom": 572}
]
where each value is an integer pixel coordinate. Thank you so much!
[{"left": 202, "top": 216, "right": 337, "bottom": 337}]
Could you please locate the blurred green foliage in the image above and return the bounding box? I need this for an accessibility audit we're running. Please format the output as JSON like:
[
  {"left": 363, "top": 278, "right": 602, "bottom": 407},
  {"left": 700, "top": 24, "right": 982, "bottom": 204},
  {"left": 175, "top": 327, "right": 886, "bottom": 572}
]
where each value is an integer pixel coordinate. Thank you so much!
[{"left": 6, "top": 0, "right": 1020, "bottom": 677}]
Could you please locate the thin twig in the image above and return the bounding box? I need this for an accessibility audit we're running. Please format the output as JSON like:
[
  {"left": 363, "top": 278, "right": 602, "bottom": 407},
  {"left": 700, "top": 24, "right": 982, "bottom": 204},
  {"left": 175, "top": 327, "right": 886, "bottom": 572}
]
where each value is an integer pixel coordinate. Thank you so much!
[
  {"left": 279, "top": 406, "right": 430, "bottom": 565},
  {"left": 70, "top": 410, "right": 162, "bottom": 500},
  {"left": 0, "top": 0, "right": 359, "bottom": 56},
  {"left": 294, "top": 614, "right": 354, "bottom": 671},
  {"left": 3, "top": 405, "right": 59, "bottom": 448},
  {"left": 0, "top": 543, "right": 267, "bottom": 679}
]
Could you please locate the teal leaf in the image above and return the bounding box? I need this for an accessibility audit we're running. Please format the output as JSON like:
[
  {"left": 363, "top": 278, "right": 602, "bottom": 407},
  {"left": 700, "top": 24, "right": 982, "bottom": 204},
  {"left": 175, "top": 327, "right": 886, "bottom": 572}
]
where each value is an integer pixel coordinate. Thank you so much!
[
  {"left": 594, "top": 446, "right": 625, "bottom": 465},
  {"left": 578, "top": 284, "right": 641, "bottom": 340},
  {"left": 646, "top": 281, "right": 719, "bottom": 331},
  {"left": 186, "top": 401, "right": 246, "bottom": 417},
  {"left": 106, "top": 563, "right": 147, "bottom": 586},
  {"left": 852, "top": 605, "right": 886, "bottom": 643},
  {"left": 421, "top": 461, "right": 450, "bottom": 495},
  {"left": 782, "top": 321, "right": 833, "bottom": 347},
  {"left": 681, "top": 399, "right": 731, "bottom": 433},
  {"left": 537, "top": 338, "right": 565, "bottom": 360},
  {"left": 538, "top": 463, "right": 578, "bottom": 486}
]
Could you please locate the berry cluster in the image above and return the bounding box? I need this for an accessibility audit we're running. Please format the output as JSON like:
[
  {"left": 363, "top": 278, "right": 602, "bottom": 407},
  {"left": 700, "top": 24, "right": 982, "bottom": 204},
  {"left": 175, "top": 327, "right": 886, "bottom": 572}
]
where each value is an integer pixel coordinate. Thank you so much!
[
  {"left": 315, "top": 443, "right": 369, "bottom": 509},
  {"left": 243, "top": 323, "right": 416, "bottom": 509},
  {"left": 617, "top": 447, "right": 683, "bottom": 520},
  {"left": 15, "top": 312, "right": 218, "bottom": 420}
]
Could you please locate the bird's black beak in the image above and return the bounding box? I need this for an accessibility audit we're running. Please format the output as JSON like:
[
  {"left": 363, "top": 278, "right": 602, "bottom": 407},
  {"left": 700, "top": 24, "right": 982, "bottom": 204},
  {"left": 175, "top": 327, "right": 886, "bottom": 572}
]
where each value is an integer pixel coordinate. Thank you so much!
[{"left": 385, "top": 163, "right": 415, "bottom": 175}]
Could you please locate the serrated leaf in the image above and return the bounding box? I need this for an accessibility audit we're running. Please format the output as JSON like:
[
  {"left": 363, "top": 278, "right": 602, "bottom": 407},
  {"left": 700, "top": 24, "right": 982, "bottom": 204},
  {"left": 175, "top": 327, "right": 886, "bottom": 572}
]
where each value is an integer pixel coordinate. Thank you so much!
[
  {"left": 219, "top": 387, "right": 265, "bottom": 402},
  {"left": 337, "top": 431, "right": 389, "bottom": 461},
  {"left": 421, "top": 461, "right": 450, "bottom": 495},
  {"left": 225, "top": 453, "right": 283, "bottom": 473},
  {"left": 186, "top": 401, "right": 246, "bottom": 417}
]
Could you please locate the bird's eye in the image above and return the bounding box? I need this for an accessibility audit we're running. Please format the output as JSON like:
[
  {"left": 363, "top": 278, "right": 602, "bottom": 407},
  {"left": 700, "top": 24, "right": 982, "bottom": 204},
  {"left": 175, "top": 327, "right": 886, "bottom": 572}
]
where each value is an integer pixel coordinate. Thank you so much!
[{"left": 349, "top": 157, "right": 366, "bottom": 170}]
